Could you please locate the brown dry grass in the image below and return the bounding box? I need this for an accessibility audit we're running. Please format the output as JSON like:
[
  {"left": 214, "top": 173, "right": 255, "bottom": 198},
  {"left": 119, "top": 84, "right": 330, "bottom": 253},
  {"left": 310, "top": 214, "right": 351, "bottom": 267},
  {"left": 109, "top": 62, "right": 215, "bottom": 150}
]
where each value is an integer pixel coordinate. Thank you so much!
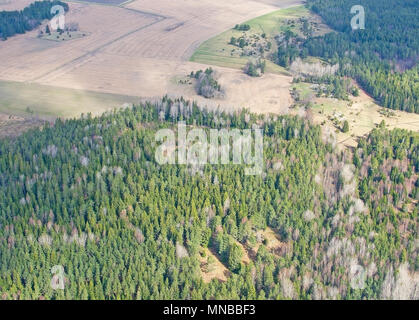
[
  {"left": 199, "top": 247, "right": 229, "bottom": 283},
  {"left": 0, "top": 113, "right": 44, "bottom": 138},
  {"left": 247, "top": 227, "right": 286, "bottom": 257},
  {"left": 172, "top": 65, "right": 292, "bottom": 114},
  {"left": 262, "top": 227, "right": 284, "bottom": 250},
  {"left": 234, "top": 240, "right": 251, "bottom": 264}
]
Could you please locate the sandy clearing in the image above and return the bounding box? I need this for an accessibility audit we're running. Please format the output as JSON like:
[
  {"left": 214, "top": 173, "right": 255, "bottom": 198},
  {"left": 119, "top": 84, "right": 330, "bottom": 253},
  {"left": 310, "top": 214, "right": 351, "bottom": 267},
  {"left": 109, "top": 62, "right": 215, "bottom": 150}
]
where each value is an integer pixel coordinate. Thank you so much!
[
  {"left": 1, "top": 0, "right": 301, "bottom": 117},
  {"left": 199, "top": 247, "right": 229, "bottom": 283},
  {"left": 196, "top": 67, "right": 292, "bottom": 114},
  {"left": 246, "top": 227, "right": 287, "bottom": 259}
]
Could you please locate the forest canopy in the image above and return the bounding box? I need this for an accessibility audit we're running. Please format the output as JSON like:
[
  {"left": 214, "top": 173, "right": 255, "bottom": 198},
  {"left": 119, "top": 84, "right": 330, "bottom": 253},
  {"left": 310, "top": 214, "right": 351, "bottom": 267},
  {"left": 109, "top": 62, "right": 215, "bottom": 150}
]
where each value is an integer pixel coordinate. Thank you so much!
[{"left": 0, "top": 98, "right": 417, "bottom": 299}]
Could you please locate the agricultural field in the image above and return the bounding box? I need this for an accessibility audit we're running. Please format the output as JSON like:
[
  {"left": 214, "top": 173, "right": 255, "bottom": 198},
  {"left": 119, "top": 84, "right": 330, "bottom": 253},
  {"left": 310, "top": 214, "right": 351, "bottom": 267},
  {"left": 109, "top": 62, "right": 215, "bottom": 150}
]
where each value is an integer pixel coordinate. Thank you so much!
[
  {"left": 0, "top": 80, "right": 138, "bottom": 118},
  {"left": 0, "top": 0, "right": 302, "bottom": 118},
  {"left": 76, "top": 0, "right": 127, "bottom": 5},
  {"left": 0, "top": 2, "right": 161, "bottom": 84},
  {"left": 1, "top": 0, "right": 416, "bottom": 134}
]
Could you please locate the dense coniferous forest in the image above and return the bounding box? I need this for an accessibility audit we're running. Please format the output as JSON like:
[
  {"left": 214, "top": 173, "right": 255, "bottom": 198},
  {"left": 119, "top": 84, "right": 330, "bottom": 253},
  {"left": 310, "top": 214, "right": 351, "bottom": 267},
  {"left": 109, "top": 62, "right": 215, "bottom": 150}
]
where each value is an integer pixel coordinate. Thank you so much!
[
  {"left": 0, "top": 1, "right": 68, "bottom": 40},
  {"left": 278, "top": 0, "right": 419, "bottom": 113},
  {"left": 0, "top": 98, "right": 417, "bottom": 299}
]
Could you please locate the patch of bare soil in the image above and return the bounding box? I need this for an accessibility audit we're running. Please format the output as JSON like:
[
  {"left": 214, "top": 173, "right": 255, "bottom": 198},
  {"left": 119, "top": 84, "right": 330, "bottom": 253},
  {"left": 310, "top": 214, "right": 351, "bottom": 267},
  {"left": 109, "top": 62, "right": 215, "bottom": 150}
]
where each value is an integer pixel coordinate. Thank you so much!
[
  {"left": 199, "top": 247, "right": 230, "bottom": 283},
  {"left": 0, "top": 113, "right": 44, "bottom": 138}
]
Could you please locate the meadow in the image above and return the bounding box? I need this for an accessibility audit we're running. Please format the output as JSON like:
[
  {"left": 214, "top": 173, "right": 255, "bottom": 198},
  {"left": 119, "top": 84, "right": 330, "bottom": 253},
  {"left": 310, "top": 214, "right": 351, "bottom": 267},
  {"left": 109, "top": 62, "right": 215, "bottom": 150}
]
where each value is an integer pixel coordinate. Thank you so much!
[
  {"left": 190, "top": 5, "right": 329, "bottom": 74},
  {"left": 0, "top": 80, "right": 138, "bottom": 118}
]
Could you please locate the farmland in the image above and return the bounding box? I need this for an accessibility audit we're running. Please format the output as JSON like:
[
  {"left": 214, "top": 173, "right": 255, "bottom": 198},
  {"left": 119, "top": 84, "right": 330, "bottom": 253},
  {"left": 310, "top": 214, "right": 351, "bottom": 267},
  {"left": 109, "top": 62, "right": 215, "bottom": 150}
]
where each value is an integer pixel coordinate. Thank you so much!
[
  {"left": 0, "top": 0, "right": 35, "bottom": 10},
  {"left": 0, "top": 80, "right": 138, "bottom": 118},
  {"left": 0, "top": 0, "right": 303, "bottom": 117},
  {"left": 1, "top": 0, "right": 416, "bottom": 135}
]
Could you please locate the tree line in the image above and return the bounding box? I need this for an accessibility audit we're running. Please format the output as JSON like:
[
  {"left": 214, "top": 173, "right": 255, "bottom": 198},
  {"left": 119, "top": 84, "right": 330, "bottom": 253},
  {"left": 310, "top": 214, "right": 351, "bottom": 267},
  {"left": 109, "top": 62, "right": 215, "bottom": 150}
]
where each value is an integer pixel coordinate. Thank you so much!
[
  {"left": 0, "top": 1, "right": 68, "bottom": 40},
  {"left": 277, "top": 0, "right": 419, "bottom": 113}
]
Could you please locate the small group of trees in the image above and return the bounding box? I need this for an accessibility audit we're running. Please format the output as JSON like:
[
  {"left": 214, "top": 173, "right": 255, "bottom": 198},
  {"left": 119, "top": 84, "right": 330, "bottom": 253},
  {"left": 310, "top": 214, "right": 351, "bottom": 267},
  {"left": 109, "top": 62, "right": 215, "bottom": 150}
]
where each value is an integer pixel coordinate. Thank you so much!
[
  {"left": 230, "top": 33, "right": 272, "bottom": 58},
  {"left": 234, "top": 24, "right": 250, "bottom": 31},
  {"left": 39, "top": 21, "right": 79, "bottom": 38},
  {"left": 214, "top": 233, "right": 243, "bottom": 273},
  {"left": 244, "top": 58, "right": 266, "bottom": 77},
  {"left": 190, "top": 68, "right": 223, "bottom": 99},
  {"left": 229, "top": 36, "right": 247, "bottom": 48}
]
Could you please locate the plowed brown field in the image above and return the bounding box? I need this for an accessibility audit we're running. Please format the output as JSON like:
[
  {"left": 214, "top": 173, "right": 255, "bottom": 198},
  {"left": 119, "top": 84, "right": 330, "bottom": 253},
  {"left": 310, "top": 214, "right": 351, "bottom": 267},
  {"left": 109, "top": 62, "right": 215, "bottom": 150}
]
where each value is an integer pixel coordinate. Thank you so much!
[{"left": 0, "top": 0, "right": 302, "bottom": 116}]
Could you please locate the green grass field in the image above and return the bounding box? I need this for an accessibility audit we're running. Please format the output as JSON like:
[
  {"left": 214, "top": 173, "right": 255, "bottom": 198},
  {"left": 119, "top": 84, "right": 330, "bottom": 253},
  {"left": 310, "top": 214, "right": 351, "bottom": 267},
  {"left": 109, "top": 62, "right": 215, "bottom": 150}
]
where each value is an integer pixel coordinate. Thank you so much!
[
  {"left": 190, "top": 5, "right": 309, "bottom": 75},
  {"left": 291, "top": 82, "right": 314, "bottom": 101},
  {"left": 0, "top": 80, "right": 139, "bottom": 118}
]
